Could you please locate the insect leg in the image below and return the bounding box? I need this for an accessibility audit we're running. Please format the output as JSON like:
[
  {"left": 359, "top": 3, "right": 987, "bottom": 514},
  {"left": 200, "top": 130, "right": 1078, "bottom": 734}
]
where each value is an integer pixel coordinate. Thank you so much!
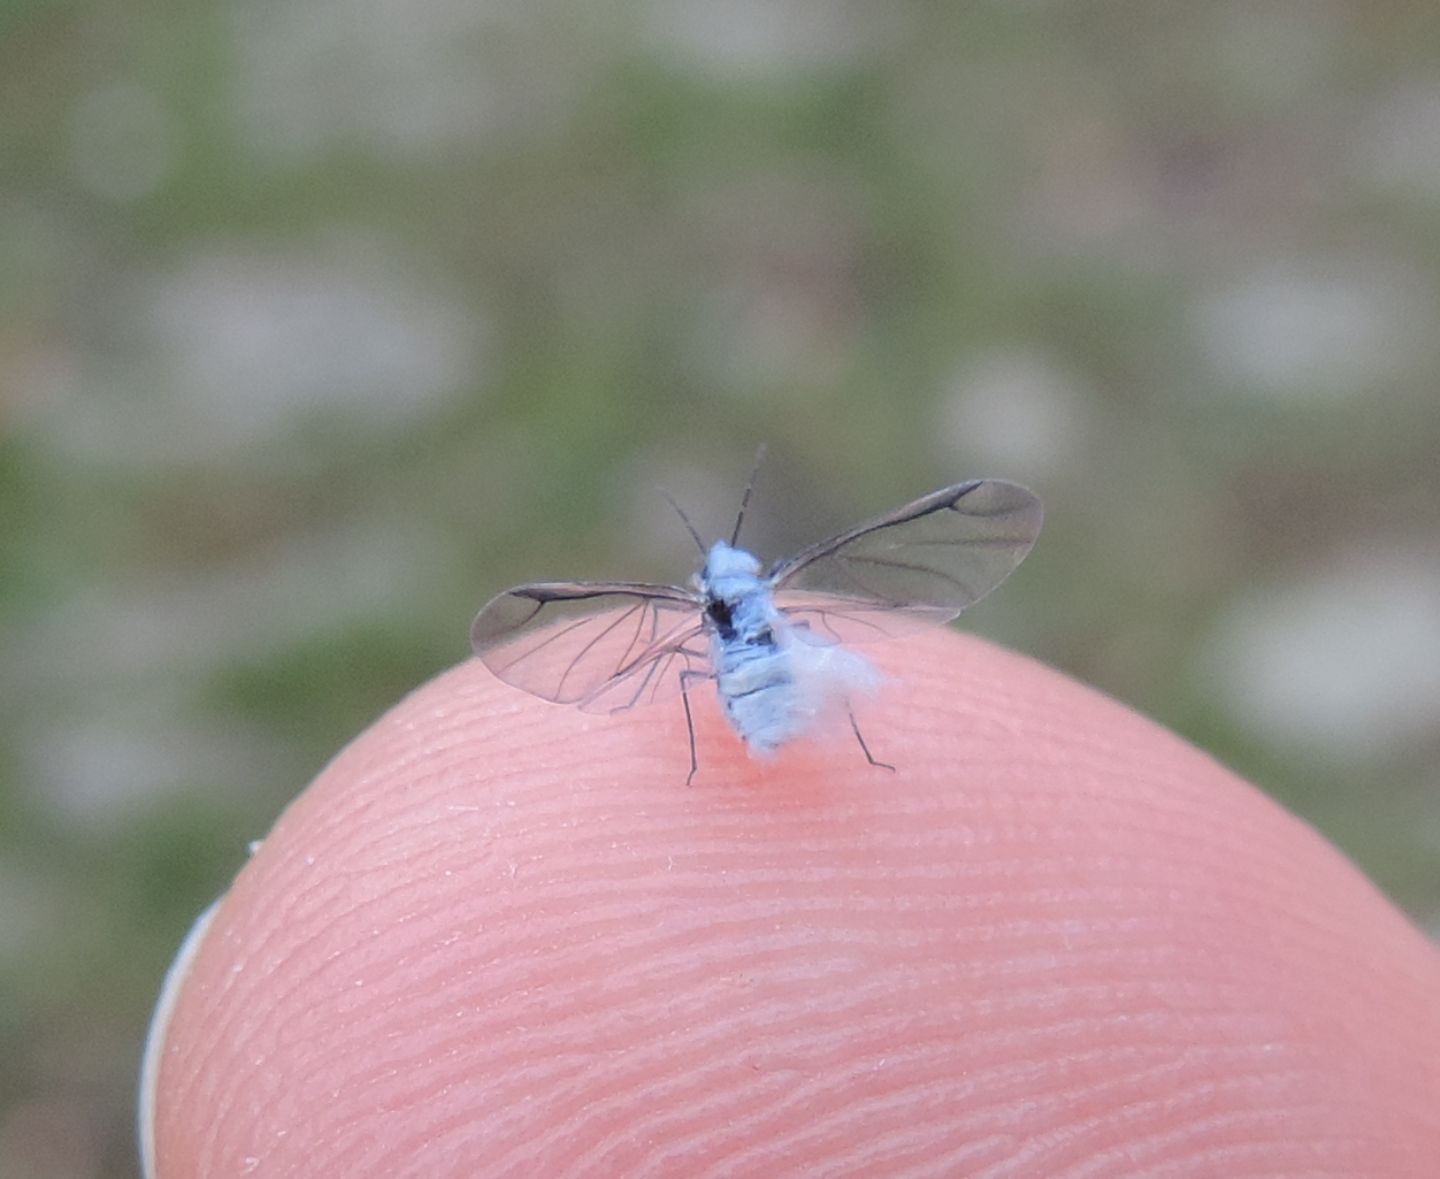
[
  {"left": 678, "top": 669, "right": 709, "bottom": 785},
  {"left": 847, "top": 705, "right": 896, "bottom": 774}
]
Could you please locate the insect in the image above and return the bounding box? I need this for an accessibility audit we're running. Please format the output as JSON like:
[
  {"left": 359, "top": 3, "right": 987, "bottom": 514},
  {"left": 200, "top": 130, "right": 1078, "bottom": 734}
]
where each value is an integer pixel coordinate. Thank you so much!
[{"left": 470, "top": 455, "right": 1043, "bottom": 783}]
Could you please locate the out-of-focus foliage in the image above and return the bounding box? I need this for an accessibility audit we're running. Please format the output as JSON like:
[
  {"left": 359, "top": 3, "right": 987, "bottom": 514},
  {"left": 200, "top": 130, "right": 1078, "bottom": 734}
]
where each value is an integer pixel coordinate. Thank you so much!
[{"left": 3, "top": 3, "right": 1439, "bottom": 1175}]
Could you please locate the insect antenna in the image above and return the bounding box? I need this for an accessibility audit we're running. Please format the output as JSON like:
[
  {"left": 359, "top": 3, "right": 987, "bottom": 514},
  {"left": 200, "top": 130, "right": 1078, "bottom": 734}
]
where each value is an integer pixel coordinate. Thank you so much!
[
  {"left": 729, "top": 443, "right": 768, "bottom": 546},
  {"left": 658, "top": 487, "right": 706, "bottom": 554}
]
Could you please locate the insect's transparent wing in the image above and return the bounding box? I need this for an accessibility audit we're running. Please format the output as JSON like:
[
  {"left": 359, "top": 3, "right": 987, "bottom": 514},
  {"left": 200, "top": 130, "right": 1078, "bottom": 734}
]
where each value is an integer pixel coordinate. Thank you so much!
[
  {"left": 770, "top": 480, "right": 1042, "bottom": 642},
  {"left": 470, "top": 581, "right": 708, "bottom": 713}
]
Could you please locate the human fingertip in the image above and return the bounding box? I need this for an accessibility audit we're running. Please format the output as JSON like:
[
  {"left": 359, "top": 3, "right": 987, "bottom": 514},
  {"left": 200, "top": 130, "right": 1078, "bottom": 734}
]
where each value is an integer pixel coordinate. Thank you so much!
[{"left": 144, "top": 637, "right": 1440, "bottom": 1176}]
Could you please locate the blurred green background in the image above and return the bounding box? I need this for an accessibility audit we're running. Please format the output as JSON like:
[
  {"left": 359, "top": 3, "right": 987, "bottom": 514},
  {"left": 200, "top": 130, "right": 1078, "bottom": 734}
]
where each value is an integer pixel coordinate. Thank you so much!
[{"left": 3, "top": 3, "right": 1439, "bottom": 1175}]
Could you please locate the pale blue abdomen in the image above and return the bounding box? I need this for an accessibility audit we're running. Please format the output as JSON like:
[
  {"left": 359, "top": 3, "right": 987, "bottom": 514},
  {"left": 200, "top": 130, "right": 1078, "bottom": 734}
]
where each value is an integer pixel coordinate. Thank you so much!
[
  {"left": 713, "top": 636, "right": 802, "bottom": 754},
  {"left": 701, "top": 542, "right": 805, "bottom": 754}
]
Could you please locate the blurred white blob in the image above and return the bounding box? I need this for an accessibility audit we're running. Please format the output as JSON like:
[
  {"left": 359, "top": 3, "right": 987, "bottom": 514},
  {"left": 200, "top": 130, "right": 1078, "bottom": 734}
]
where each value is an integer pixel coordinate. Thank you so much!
[
  {"left": 19, "top": 519, "right": 447, "bottom": 686},
  {"left": 22, "top": 714, "right": 281, "bottom": 831},
  {"left": 1200, "top": 551, "right": 1440, "bottom": 761},
  {"left": 144, "top": 246, "right": 480, "bottom": 431},
  {"left": 66, "top": 82, "right": 181, "bottom": 203},
  {"left": 48, "top": 242, "right": 483, "bottom": 465},
  {"left": 1359, "top": 76, "right": 1440, "bottom": 201},
  {"left": 230, "top": 0, "right": 589, "bottom": 161},
  {"left": 1207, "top": 3, "right": 1342, "bottom": 107},
  {"left": 644, "top": 0, "right": 895, "bottom": 77},
  {"left": 9, "top": 518, "right": 450, "bottom": 822},
  {"left": 941, "top": 348, "right": 1089, "bottom": 476},
  {"left": 1195, "top": 263, "right": 1429, "bottom": 401}
]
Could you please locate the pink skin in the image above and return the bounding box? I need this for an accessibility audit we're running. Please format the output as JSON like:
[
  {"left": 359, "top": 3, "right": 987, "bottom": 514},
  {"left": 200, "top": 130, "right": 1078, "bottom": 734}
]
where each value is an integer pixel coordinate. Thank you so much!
[{"left": 144, "top": 633, "right": 1440, "bottom": 1177}]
